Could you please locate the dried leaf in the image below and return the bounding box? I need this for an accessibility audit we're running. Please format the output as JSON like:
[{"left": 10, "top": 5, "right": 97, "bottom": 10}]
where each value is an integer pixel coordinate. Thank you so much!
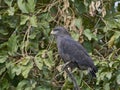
[
  {"left": 89, "top": 1, "right": 96, "bottom": 16},
  {"left": 95, "top": 1, "right": 101, "bottom": 10},
  {"left": 102, "top": 7, "right": 106, "bottom": 17}
]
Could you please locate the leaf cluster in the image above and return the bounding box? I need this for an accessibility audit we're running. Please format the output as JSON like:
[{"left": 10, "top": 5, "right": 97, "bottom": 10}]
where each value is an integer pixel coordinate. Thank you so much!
[{"left": 0, "top": 0, "right": 120, "bottom": 90}]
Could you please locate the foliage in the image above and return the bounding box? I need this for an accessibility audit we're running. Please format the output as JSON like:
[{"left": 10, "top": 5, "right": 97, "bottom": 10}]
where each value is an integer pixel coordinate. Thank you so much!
[{"left": 0, "top": 0, "right": 120, "bottom": 90}]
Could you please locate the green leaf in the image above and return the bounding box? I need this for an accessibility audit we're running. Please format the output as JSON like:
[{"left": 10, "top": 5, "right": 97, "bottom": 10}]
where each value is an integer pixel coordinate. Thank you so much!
[
  {"left": 12, "top": 65, "right": 21, "bottom": 75},
  {"left": 15, "top": 56, "right": 33, "bottom": 78},
  {"left": 103, "top": 20, "right": 118, "bottom": 32},
  {"left": 43, "top": 59, "right": 52, "bottom": 69},
  {"left": 6, "top": 61, "right": 16, "bottom": 79},
  {"left": 74, "top": 1, "right": 87, "bottom": 14},
  {"left": 19, "top": 56, "right": 30, "bottom": 65},
  {"left": 21, "top": 60, "right": 33, "bottom": 78},
  {"left": 99, "top": 72, "right": 106, "bottom": 80},
  {"left": 34, "top": 57, "right": 43, "bottom": 70},
  {"left": 17, "top": 80, "right": 36, "bottom": 90},
  {"left": 20, "top": 15, "right": 29, "bottom": 25},
  {"left": 0, "top": 28, "right": 8, "bottom": 35},
  {"left": 7, "top": 34, "right": 18, "bottom": 55},
  {"left": 104, "top": 83, "right": 110, "bottom": 90},
  {"left": 7, "top": 7, "right": 15, "bottom": 16},
  {"left": 0, "top": 66, "right": 6, "bottom": 76},
  {"left": 29, "top": 15, "right": 37, "bottom": 27},
  {"left": 26, "top": 0, "right": 35, "bottom": 13},
  {"left": 83, "top": 41, "right": 92, "bottom": 53},
  {"left": 75, "top": 18, "right": 82, "bottom": 29},
  {"left": 16, "top": 80, "right": 29, "bottom": 90},
  {"left": 84, "top": 29, "right": 97, "bottom": 41},
  {"left": 114, "top": 31, "right": 120, "bottom": 39},
  {"left": 1, "top": 78, "right": 9, "bottom": 90},
  {"left": 0, "top": 55, "right": 8, "bottom": 63},
  {"left": 35, "top": 86, "right": 50, "bottom": 90},
  {"left": 71, "top": 31, "right": 79, "bottom": 41},
  {"left": 17, "top": 0, "right": 29, "bottom": 13},
  {"left": 116, "top": 74, "right": 120, "bottom": 84},
  {"left": 106, "top": 72, "right": 112, "bottom": 80},
  {"left": 17, "top": 0, "right": 35, "bottom": 13},
  {"left": 43, "top": 51, "right": 54, "bottom": 69},
  {"left": 109, "top": 62, "right": 114, "bottom": 67},
  {"left": 4, "top": 0, "right": 13, "bottom": 7},
  {"left": 29, "top": 33, "right": 36, "bottom": 39}
]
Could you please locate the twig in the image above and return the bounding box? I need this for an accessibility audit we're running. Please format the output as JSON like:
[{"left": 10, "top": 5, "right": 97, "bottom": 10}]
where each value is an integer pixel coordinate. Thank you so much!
[
  {"left": 82, "top": 80, "right": 94, "bottom": 90},
  {"left": 22, "top": 25, "right": 31, "bottom": 56},
  {"left": 94, "top": 49, "right": 105, "bottom": 59},
  {"left": 64, "top": 68, "right": 80, "bottom": 90},
  {"left": 93, "top": 18, "right": 101, "bottom": 29}
]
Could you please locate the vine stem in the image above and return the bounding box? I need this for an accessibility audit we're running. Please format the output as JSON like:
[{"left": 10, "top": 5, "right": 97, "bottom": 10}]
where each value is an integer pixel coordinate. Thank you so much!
[{"left": 22, "top": 25, "right": 31, "bottom": 56}]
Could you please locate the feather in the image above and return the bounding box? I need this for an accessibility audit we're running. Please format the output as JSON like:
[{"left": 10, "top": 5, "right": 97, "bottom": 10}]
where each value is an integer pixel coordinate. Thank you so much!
[{"left": 51, "top": 26, "right": 97, "bottom": 77}]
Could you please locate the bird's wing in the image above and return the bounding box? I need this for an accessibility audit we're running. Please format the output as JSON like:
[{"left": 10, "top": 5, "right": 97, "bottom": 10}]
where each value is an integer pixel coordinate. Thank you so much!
[{"left": 59, "top": 38, "right": 94, "bottom": 69}]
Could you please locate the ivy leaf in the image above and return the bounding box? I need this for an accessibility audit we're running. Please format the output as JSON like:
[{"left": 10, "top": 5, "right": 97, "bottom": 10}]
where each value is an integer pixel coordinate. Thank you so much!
[
  {"left": 20, "top": 57, "right": 33, "bottom": 78},
  {"left": 116, "top": 74, "right": 120, "bottom": 85},
  {"left": 84, "top": 29, "right": 93, "bottom": 40},
  {"left": 29, "top": 15, "right": 37, "bottom": 27},
  {"left": 17, "top": 80, "right": 36, "bottom": 90},
  {"left": 103, "top": 20, "right": 118, "bottom": 32},
  {"left": 71, "top": 31, "right": 79, "bottom": 41},
  {"left": 17, "top": 0, "right": 29, "bottom": 13},
  {"left": 43, "top": 51, "right": 54, "bottom": 69},
  {"left": 17, "top": 80, "right": 29, "bottom": 90},
  {"left": 4, "top": 0, "right": 13, "bottom": 7},
  {"left": 35, "top": 86, "right": 50, "bottom": 90},
  {"left": 106, "top": 72, "right": 112, "bottom": 80},
  {"left": 21, "top": 63, "right": 33, "bottom": 78},
  {"left": 83, "top": 41, "right": 92, "bottom": 53},
  {"left": 7, "top": 7, "right": 15, "bottom": 16},
  {"left": 19, "top": 56, "right": 30, "bottom": 65},
  {"left": 0, "top": 55, "right": 8, "bottom": 63},
  {"left": 6, "top": 61, "right": 16, "bottom": 79},
  {"left": 34, "top": 57, "right": 43, "bottom": 70},
  {"left": 0, "top": 67, "right": 6, "bottom": 76},
  {"left": 12, "top": 65, "right": 21, "bottom": 75},
  {"left": 74, "top": 1, "right": 86, "bottom": 14},
  {"left": 75, "top": 18, "right": 82, "bottom": 29},
  {"left": 7, "top": 34, "right": 18, "bottom": 55},
  {"left": 20, "top": 15, "right": 29, "bottom": 25},
  {"left": 26, "top": 0, "right": 35, "bottom": 13},
  {"left": 104, "top": 83, "right": 110, "bottom": 90},
  {"left": 84, "top": 29, "right": 97, "bottom": 41},
  {"left": 1, "top": 78, "right": 9, "bottom": 89},
  {"left": 17, "top": 0, "right": 35, "bottom": 13}
]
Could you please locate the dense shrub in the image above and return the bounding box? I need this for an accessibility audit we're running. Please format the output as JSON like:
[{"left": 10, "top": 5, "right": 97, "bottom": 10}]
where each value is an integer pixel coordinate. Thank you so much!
[{"left": 0, "top": 0, "right": 120, "bottom": 89}]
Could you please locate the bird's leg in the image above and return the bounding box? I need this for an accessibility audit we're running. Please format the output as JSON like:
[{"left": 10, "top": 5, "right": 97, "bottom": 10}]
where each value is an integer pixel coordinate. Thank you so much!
[
  {"left": 64, "top": 68, "right": 80, "bottom": 90},
  {"left": 62, "top": 61, "right": 71, "bottom": 70},
  {"left": 61, "top": 61, "right": 80, "bottom": 90}
]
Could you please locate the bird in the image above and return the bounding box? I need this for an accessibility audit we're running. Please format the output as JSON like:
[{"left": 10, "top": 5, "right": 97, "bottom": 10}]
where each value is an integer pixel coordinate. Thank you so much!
[{"left": 51, "top": 26, "right": 97, "bottom": 77}]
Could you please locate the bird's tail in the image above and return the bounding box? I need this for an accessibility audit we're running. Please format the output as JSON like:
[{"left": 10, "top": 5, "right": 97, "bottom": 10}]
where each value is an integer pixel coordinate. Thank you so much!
[{"left": 89, "top": 66, "right": 98, "bottom": 77}]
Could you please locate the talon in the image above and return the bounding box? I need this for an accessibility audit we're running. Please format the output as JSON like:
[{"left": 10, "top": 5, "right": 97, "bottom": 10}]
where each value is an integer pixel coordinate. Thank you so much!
[{"left": 62, "top": 61, "right": 71, "bottom": 70}]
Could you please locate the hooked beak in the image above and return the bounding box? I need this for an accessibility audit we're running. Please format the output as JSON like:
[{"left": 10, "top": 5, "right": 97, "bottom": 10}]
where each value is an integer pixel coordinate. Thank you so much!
[{"left": 51, "top": 30, "right": 58, "bottom": 35}]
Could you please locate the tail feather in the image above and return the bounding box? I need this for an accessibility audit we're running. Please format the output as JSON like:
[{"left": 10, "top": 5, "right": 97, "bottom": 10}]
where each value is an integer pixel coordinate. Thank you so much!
[
  {"left": 90, "top": 70, "right": 96, "bottom": 77},
  {"left": 89, "top": 67, "right": 98, "bottom": 77}
]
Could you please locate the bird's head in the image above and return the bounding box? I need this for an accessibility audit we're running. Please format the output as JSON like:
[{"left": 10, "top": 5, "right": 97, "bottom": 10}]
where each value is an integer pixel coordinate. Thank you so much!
[{"left": 51, "top": 26, "right": 70, "bottom": 37}]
